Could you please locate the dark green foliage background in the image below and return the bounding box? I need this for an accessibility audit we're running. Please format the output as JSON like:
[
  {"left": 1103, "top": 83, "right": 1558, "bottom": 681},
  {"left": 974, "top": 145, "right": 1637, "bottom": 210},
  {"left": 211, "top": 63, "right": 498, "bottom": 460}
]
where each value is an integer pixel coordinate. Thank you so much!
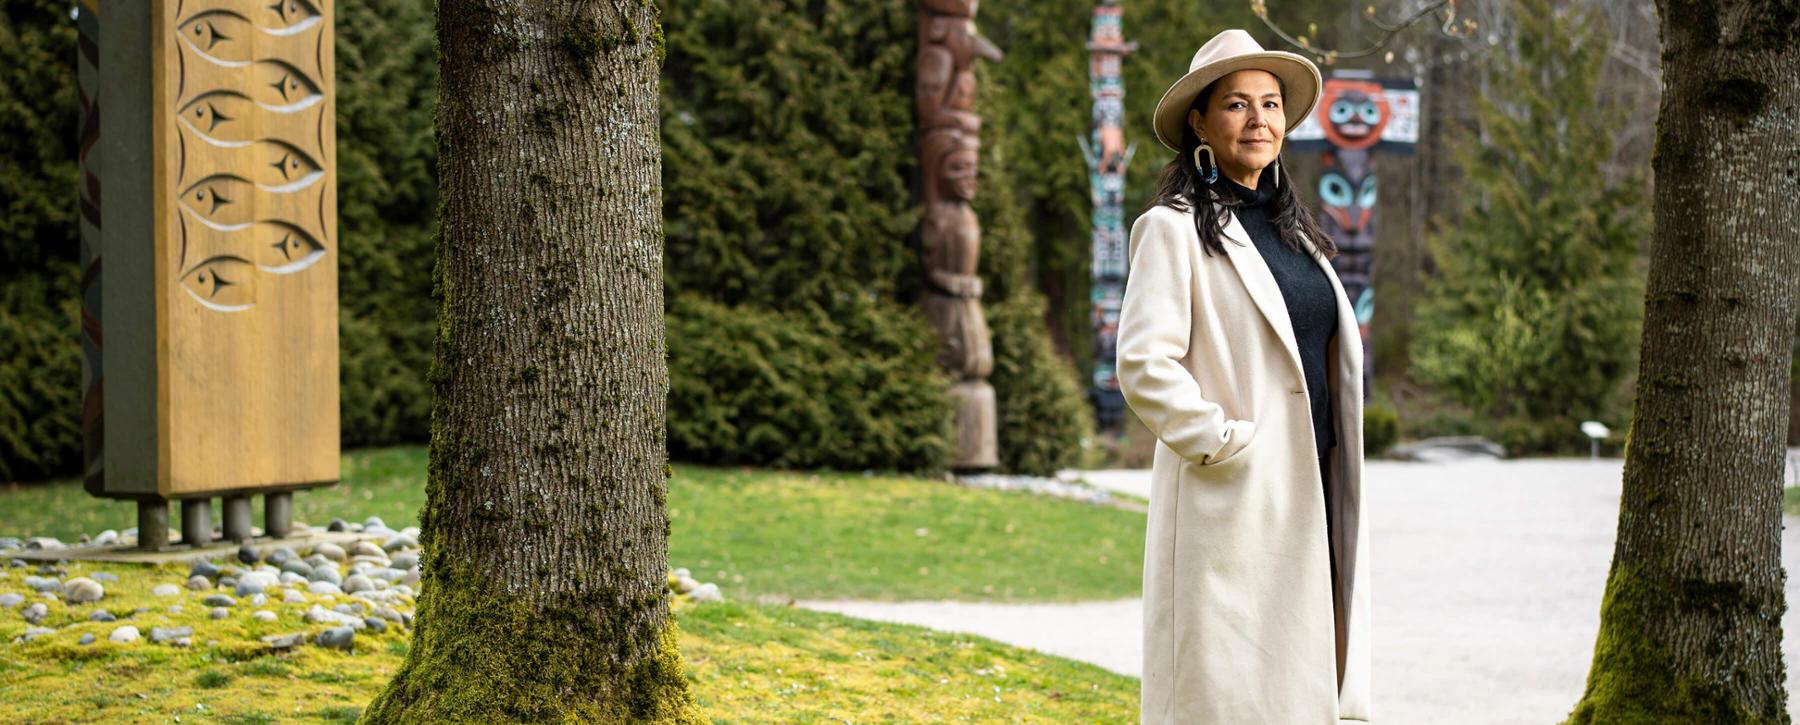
[
  {"left": 666, "top": 295, "right": 952, "bottom": 472},
  {"left": 0, "top": 0, "right": 82, "bottom": 481},
  {"left": 334, "top": 0, "right": 440, "bottom": 450},
  {"left": 660, "top": 0, "right": 919, "bottom": 311},
  {"left": 1408, "top": 0, "right": 1647, "bottom": 454}
]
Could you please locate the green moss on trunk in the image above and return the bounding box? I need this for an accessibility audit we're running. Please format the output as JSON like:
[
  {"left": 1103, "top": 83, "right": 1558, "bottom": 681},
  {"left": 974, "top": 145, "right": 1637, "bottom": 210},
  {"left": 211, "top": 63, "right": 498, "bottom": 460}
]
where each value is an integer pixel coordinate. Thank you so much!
[
  {"left": 360, "top": 559, "right": 700, "bottom": 724},
  {"left": 1564, "top": 566, "right": 1785, "bottom": 725}
]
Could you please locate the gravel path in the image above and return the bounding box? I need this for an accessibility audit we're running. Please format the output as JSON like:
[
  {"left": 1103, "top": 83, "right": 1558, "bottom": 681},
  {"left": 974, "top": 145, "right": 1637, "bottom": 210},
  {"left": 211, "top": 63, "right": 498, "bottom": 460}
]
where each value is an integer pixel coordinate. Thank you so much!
[{"left": 803, "top": 455, "right": 1800, "bottom": 725}]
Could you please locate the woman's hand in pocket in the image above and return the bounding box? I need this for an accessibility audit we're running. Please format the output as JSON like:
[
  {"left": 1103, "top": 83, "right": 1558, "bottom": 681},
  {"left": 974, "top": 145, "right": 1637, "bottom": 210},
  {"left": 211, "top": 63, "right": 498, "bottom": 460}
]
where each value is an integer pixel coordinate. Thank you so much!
[{"left": 1198, "top": 419, "right": 1256, "bottom": 466}]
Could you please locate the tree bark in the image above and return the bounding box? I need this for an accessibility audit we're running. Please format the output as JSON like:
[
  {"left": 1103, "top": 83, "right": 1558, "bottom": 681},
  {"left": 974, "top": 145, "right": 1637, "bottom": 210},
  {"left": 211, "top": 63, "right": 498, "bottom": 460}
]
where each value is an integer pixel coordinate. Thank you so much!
[
  {"left": 362, "top": 1, "right": 697, "bottom": 722},
  {"left": 1567, "top": 2, "right": 1800, "bottom": 722}
]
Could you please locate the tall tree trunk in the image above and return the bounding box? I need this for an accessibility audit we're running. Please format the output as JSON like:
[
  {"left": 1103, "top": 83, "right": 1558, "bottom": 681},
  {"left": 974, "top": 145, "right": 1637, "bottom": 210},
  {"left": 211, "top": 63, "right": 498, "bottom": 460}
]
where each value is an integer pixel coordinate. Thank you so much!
[
  {"left": 1567, "top": 2, "right": 1800, "bottom": 722},
  {"left": 362, "top": 2, "right": 697, "bottom": 722}
]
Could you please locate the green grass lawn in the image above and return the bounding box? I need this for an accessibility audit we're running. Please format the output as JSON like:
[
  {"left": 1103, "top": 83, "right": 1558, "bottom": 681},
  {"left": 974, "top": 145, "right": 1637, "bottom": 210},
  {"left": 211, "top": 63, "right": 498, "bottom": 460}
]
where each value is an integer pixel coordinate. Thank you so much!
[
  {"left": 0, "top": 561, "right": 1138, "bottom": 723},
  {"left": 1, "top": 447, "right": 1146, "bottom": 603}
]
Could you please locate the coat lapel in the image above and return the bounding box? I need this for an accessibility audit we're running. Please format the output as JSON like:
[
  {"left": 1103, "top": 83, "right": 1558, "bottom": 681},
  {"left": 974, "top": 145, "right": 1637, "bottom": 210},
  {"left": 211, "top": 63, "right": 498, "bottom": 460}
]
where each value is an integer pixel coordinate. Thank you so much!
[{"left": 1217, "top": 209, "right": 1305, "bottom": 380}]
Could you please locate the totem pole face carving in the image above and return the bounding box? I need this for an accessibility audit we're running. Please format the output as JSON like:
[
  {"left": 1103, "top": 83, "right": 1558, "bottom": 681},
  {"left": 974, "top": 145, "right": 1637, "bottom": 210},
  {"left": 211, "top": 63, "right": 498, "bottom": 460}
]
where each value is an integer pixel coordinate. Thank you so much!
[
  {"left": 919, "top": 128, "right": 981, "bottom": 275},
  {"left": 921, "top": 127, "right": 981, "bottom": 206},
  {"left": 942, "top": 141, "right": 979, "bottom": 203},
  {"left": 1318, "top": 79, "right": 1390, "bottom": 151},
  {"left": 1318, "top": 152, "right": 1375, "bottom": 288}
]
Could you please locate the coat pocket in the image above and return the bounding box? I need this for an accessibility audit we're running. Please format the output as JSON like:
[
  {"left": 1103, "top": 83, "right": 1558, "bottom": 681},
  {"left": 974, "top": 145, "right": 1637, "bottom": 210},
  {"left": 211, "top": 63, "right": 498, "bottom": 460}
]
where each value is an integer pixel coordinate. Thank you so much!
[{"left": 1197, "top": 418, "right": 1257, "bottom": 468}]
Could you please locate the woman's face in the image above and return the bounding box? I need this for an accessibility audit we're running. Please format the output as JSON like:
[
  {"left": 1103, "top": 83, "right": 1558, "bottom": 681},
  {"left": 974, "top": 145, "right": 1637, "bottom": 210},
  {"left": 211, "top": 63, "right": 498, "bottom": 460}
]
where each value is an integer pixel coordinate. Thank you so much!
[{"left": 1187, "top": 69, "right": 1286, "bottom": 185}]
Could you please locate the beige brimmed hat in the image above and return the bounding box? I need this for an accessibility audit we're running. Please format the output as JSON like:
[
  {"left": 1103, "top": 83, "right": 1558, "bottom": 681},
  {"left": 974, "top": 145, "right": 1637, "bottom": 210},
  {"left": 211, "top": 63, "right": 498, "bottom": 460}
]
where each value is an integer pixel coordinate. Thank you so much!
[{"left": 1152, "top": 29, "right": 1322, "bottom": 152}]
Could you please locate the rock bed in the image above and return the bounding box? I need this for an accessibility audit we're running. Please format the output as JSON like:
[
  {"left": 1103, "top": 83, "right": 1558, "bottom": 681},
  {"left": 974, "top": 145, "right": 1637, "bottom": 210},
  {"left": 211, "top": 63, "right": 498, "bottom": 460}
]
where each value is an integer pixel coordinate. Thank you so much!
[
  {"left": 948, "top": 473, "right": 1117, "bottom": 506},
  {"left": 1, "top": 516, "right": 723, "bottom": 656}
]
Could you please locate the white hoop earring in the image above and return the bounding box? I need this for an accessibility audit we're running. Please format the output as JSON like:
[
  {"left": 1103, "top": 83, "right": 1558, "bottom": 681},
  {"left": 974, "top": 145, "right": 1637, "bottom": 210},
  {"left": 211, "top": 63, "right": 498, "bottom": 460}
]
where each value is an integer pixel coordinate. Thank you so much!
[{"left": 1193, "top": 143, "right": 1218, "bottom": 184}]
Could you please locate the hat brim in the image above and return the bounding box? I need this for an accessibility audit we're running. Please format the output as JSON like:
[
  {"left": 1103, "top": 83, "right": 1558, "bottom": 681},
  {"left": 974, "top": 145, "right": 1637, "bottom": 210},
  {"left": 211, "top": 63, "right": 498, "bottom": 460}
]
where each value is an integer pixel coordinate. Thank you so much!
[{"left": 1152, "top": 51, "right": 1322, "bottom": 152}]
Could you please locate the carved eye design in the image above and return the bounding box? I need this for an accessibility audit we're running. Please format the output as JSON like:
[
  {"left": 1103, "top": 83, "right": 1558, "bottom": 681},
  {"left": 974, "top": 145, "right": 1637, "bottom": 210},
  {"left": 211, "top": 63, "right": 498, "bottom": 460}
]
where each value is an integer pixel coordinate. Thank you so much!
[
  {"left": 193, "top": 185, "right": 233, "bottom": 216},
  {"left": 193, "top": 20, "right": 228, "bottom": 50},
  {"left": 195, "top": 267, "right": 232, "bottom": 297},
  {"left": 178, "top": 91, "right": 254, "bottom": 142},
  {"left": 1328, "top": 100, "right": 1356, "bottom": 125},
  {"left": 1357, "top": 176, "right": 1378, "bottom": 209},
  {"left": 271, "top": 73, "right": 300, "bottom": 102},
  {"left": 1357, "top": 101, "right": 1383, "bottom": 125},
  {"left": 192, "top": 101, "right": 233, "bottom": 132},
  {"left": 266, "top": 0, "right": 321, "bottom": 28},
  {"left": 179, "top": 175, "right": 255, "bottom": 226},
  {"left": 257, "top": 63, "right": 324, "bottom": 109},
  {"left": 259, "top": 223, "right": 327, "bottom": 274},
  {"left": 181, "top": 255, "right": 255, "bottom": 312},
  {"left": 1318, "top": 172, "right": 1353, "bottom": 208},
  {"left": 264, "top": 143, "right": 323, "bottom": 189},
  {"left": 177, "top": 12, "right": 252, "bottom": 61}
]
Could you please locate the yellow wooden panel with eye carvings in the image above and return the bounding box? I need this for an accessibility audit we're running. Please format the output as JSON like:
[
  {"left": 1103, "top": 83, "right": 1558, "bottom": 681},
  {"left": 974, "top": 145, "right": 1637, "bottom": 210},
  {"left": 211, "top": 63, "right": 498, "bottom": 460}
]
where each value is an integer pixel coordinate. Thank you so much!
[{"left": 156, "top": 0, "right": 338, "bottom": 495}]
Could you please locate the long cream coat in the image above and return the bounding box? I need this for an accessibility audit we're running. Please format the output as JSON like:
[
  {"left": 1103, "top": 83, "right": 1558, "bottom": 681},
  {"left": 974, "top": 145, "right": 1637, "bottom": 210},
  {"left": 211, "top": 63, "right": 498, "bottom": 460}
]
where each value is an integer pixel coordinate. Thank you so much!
[{"left": 1117, "top": 203, "right": 1372, "bottom": 724}]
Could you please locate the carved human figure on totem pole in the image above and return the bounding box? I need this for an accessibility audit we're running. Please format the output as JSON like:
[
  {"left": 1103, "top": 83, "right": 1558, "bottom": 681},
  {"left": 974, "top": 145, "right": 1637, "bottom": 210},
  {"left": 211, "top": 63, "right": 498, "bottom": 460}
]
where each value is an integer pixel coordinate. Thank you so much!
[{"left": 917, "top": 0, "right": 1002, "bottom": 469}]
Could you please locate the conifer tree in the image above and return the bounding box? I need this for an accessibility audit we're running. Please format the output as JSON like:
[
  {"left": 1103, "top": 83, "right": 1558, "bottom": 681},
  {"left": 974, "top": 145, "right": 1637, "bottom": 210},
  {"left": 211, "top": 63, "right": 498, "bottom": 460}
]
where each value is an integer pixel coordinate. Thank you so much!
[{"left": 1409, "top": 0, "right": 1646, "bottom": 451}]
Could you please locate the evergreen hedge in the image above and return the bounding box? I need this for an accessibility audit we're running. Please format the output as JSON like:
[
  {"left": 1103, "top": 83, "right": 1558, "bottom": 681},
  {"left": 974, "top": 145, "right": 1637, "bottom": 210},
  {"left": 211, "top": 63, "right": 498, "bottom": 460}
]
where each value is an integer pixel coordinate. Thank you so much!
[
  {"left": 333, "top": 0, "right": 440, "bottom": 449},
  {"left": 666, "top": 294, "right": 951, "bottom": 472},
  {"left": 0, "top": 0, "right": 82, "bottom": 481}
]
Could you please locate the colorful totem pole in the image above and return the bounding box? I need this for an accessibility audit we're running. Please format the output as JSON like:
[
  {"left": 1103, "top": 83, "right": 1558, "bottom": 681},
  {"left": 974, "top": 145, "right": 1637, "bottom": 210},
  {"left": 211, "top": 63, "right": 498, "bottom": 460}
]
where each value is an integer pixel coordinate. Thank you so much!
[
  {"left": 1077, "top": 0, "right": 1136, "bottom": 432},
  {"left": 78, "top": 0, "right": 339, "bottom": 548},
  {"left": 1287, "top": 71, "right": 1418, "bottom": 400},
  {"left": 917, "top": 0, "right": 1003, "bottom": 469}
]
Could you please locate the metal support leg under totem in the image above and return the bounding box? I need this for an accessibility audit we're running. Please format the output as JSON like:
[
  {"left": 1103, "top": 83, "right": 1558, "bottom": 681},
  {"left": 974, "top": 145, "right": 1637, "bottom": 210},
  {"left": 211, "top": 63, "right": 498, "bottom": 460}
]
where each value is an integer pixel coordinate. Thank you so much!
[
  {"left": 264, "top": 492, "right": 292, "bottom": 539},
  {"left": 181, "top": 498, "right": 213, "bottom": 547},
  {"left": 137, "top": 498, "right": 170, "bottom": 550},
  {"left": 222, "top": 496, "right": 254, "bottom": 542}
]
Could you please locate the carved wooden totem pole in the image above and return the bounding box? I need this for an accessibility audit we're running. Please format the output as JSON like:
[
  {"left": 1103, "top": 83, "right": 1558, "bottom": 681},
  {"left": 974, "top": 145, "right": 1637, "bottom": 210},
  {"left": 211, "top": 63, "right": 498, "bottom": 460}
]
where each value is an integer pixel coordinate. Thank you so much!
[
  {"left": 917, "top": 0, "right": 1002, "bottom": 470},
  {"left": 1288, "top": 72, "right": 1418, "bottom": 401},
  {"left": 78, "top": 0, "right": 339, "bottom": 549},
  {"left": 1078, "top": 0, "right": 1136, "bottom": 433}
]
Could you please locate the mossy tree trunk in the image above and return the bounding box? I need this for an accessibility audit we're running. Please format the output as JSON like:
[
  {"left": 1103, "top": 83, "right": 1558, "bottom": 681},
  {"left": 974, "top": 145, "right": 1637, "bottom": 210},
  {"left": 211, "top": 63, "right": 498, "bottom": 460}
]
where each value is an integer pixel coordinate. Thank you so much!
[
  {"left": 1566, "top": 1, "right": 1800, "bottom": 722},
  {"left": 361, "top": 1, "right": 697, "bottom": 723}
]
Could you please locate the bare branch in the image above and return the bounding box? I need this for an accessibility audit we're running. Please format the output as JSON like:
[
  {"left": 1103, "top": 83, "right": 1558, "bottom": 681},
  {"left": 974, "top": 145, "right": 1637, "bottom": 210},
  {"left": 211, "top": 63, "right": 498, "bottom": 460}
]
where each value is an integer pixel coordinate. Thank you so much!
[{"left": 1249, "top": 0, "right": 1476, "bottom": 64}]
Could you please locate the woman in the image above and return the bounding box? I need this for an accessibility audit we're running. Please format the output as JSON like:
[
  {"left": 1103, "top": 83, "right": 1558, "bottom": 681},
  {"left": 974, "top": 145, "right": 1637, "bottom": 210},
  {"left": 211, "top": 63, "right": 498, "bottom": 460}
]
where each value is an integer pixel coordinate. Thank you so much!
[{"left": 1116, "top": 29, "right": 1372, "bottom": 724}]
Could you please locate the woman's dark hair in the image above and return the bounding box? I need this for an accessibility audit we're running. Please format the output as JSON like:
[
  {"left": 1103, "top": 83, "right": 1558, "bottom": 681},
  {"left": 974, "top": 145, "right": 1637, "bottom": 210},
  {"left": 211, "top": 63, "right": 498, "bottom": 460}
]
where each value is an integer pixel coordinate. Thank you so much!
[{"left": 1145, "top": 78, "right": 1336, "bottom": 259}]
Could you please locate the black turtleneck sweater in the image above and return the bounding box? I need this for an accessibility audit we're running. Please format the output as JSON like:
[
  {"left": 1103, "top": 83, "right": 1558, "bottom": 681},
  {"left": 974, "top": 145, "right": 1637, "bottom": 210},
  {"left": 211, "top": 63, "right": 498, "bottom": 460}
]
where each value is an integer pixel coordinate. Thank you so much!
[{"left": 1219, "top": 176, "right": 1338, "bottom": 457}]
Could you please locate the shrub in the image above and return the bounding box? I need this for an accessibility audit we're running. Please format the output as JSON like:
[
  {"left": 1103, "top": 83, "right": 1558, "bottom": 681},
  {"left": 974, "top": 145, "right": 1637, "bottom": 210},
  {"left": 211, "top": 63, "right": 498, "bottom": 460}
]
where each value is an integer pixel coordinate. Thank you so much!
[
  {"left": 659, "top": 0, "right": 918, "bottom": 311},
  {"left": 988, "top": 293, "right": 1092, "bottom": 476},
  {"left": 333, "top": 0, "right": 439, "bottom": 447},
  {"left": 1363, "top": 403, "right": 1399, "bottom": 457},
  {"left": 0, "top": 282, "right": 81, "bottom": 481},
  {"left": 0, "top": 0, "right": 80, "bottom": 482},
  {"left": 1408, "top": 0, "right": 1644, "bottom": 454},
  {"left": 666, "top": 294, "right": 952, "bottom": 473}
]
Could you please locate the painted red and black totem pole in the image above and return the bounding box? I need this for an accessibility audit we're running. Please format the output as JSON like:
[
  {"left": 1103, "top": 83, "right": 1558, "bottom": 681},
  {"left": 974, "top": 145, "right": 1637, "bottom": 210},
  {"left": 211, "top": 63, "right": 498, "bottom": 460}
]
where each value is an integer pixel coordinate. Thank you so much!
[
  {"left": 917, "top": 0, "right": 1003, "bottom": 469},
  {"left": 1078, "top": 0, "right": 1136, "bottom": 432},
  {"left": 1287, "top": 71, "right": 1418, "bottom": 400}
]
